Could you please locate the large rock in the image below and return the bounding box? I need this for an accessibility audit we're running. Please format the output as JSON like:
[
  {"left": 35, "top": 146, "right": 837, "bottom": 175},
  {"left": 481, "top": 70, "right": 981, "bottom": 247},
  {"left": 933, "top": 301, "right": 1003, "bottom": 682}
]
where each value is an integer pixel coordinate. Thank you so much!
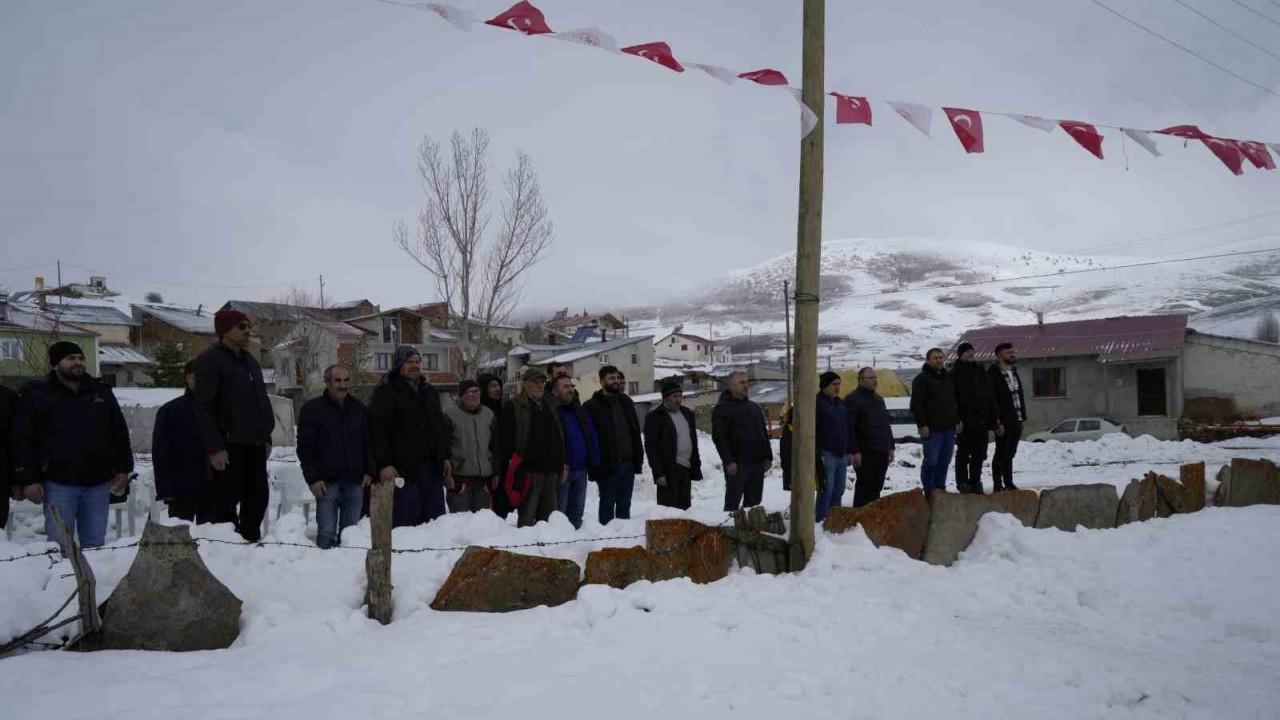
[
  {"left": 823, "top": 489, "right": 931, "bottom": 560},
  {"left": 1180, "top": 462, "right": 1206, "bottom": 513},
  {"left": 1034, "top": 483, "right": 1119, "bottom": 531},
  {"left": 1215, "top": 458, "right": 1280, "bottom": 508},
  {"left": 583, "top": 546, "right": 652, "bottom": 589},
  {"left": 922, "top": 491, "right": 1039, "bottom": 566},
  {"left": 1117, "top": 476, "right": 1160, "bottom": 525},
  {"left": 86, "top": 522, "right": 241, "bottom": 651},
  {"left": 646, "top": 519, "right": 732, "bottom": 584},
  {"left": 430, "top": 547, "right": 580, "bottom": 612}
]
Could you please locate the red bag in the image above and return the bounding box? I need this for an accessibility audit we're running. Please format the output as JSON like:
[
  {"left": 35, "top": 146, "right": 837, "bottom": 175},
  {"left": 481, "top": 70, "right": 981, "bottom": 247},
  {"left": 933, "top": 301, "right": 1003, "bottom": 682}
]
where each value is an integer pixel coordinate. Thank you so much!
[{"left": 504, "top": 453, "right": 530, "bottom": 508}]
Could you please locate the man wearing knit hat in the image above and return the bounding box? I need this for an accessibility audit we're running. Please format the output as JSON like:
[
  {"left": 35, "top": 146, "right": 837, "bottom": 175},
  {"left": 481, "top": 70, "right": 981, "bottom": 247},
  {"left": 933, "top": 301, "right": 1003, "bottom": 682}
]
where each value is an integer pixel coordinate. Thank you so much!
[
  {"left": 643, "top": 380, "right": 702, "bottom": 510},
  {"left": 12, "top": 341, "right": 133, "bottom": 549},
  {"left": 194, "top": 309, "right": 275, "bottom": 541},
  {"left": 442, "top": 378, "right": 498, "bottom": 513},
  {"left": 369, "top": 345, "right": 451, "bottom": 527},
  {"left": 815, "top": 370, "right": 849, "bottom": 521}
]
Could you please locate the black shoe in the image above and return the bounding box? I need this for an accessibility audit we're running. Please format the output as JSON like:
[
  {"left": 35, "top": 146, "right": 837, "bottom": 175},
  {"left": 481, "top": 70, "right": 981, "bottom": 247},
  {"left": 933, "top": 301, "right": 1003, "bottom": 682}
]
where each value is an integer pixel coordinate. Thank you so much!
[
  {"left": 992, "top": 483, "right": 1005, "bottom": 493},
  {"left": 1005, "top": 480, "right": 1019, "bottom": 491}
]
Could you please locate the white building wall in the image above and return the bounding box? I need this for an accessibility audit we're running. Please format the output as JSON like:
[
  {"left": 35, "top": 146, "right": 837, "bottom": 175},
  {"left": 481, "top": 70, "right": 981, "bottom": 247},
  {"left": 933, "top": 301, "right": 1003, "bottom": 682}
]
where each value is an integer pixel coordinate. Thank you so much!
[{"left": 1183, "top": 333, "right": 1280, "bottom": 417}]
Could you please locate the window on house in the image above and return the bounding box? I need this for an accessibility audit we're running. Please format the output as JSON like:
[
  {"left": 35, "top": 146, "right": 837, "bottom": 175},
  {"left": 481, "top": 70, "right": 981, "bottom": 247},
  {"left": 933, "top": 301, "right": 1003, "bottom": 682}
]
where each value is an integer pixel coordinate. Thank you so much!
[
  {"left": 697, "top": 344, "right": 702, "bottom": 351},
  {"left": 381, "top": 317, "right": 400, "bottom": 344},
  {"left": 630, "top": 353, "right": 638, "bottom": 365},
  {"left": 1032, "top": 367, "right": 1066, "bottom": 398},
  {"left": 375, "top": 353, "right": 392, "bottom": 371},
  {"left": 0, "top": 339, "right": 22, "bottom": 361},
  {"left": 681, "top": 344, "right": 688, "bottom": 351},
  {"left": 628, "top": 382, "right": 639, "bottom": 395},
  {"left": 125, "top": 370, "right": 135, "bottom": 384},
  {"left": 424, "top": 353, "right": 440, "bottom": 371}
]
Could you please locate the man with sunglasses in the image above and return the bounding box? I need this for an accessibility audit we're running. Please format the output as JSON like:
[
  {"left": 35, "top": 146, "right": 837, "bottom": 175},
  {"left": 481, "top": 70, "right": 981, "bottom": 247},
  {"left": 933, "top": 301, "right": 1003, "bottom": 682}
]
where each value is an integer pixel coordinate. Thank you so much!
[{"left": 194, "top": 309, "right": 275, "bottom": 541}]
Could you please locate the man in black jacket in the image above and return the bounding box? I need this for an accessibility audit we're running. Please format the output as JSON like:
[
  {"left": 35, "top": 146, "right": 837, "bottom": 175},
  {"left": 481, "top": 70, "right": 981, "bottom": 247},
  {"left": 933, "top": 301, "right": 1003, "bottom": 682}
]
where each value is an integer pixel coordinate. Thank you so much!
[
  {"left": 712, "top": 370, "right": 773, "bottom": 511},
  {"left": 845, "top": 367, "right": 896, "bottom": 507},
  {"left": 370, "top": 346, "right": 451, "bottom": 528},
  {"left": 298, "top": 364, "right": 373, "bottom": 547},
  {"left": 195, "top": 309, "right": 275, "bottom": 541},
  {"left": 152, "top": 361, "right": 208, "bottom": 521},
  {"left": 583, "top": 365, "right": 644, "bottom": 525},
  {"left": 989, "top": 342, "right": 1026, "bottom": 492},
  {"left": 0, "top": 382, "right": 19, "bottom": 532},
  {"left": 952, "top": 342, "right": 996, "bottom": 495},
  {"left": 12, "top": 341, "right": 133, "bottom": 549},
  {"left": 497, "top": 368, "right": 565, "bottom": 527},
  {"left": 910, "top": 348, "right": 959, "bottom": 494},
  {"left": 644, "top": 381, "right": 701, "bottom": 510}
]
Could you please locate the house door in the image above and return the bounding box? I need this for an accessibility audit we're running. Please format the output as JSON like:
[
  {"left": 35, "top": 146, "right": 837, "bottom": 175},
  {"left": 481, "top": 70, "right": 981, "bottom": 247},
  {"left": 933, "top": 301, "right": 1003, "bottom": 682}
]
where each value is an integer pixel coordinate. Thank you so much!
[{"left": 1136, "top": 368, "right": 1167, "bottom": 416}]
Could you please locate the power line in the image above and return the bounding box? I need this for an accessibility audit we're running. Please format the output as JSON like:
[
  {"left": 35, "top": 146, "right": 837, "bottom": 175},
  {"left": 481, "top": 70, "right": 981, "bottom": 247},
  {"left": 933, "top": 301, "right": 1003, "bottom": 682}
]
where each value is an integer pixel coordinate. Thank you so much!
[
  {"left": 1226, "top": 0, "right": 1280, "bottom": 26},
  {"left": 1087, "top": 0, "right": 1280, "bottom": 99},
  {"left": 1072, "top": 210, "right": 1280, "bottom": 256},
  {"left": 59, "top": 263, "right": 317, "bottom": 291},
  {"left": 1173, "top": 0, "right": 1280, "bottom": 63}
]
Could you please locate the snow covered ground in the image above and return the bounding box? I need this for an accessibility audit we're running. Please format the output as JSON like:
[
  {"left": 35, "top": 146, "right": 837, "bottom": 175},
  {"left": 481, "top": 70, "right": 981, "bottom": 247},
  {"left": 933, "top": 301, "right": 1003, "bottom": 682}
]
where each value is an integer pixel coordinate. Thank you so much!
[{"left": 2, "top": 432, "right": 1280, "bottom": 719}]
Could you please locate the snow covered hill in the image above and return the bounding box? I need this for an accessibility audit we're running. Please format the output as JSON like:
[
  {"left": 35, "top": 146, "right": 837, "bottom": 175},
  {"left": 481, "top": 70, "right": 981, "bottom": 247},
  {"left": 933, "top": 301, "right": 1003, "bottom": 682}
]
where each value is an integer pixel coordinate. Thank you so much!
[{"left": 632, "top": 237, "right": 1280, "bottom": 368}]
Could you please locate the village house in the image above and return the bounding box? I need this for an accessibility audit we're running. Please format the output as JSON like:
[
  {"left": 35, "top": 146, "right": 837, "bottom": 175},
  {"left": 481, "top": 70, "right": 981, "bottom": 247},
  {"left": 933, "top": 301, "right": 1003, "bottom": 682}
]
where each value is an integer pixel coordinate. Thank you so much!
[
  {"left": 0, "top": 292, "right": 101, "bottom": 385},
  {"left": 952, "top": 314, "right": 1280, "bottom": 440},
  {"left": 219, "top": 300, "right": 334, "bottom": 352},
  {"left": 542, "top": 309, "right": 628, "bottom": 344},
  {"left": 130, "top": 302, "right": 241, "bottom": 361},
  {"left": 268, "top": 317, "right": 376, "bottom": 405},
  {"left": 506, "top": 335, "right": 654, "bottom": 398},
  {"left": 344, "top": 306, "right": 461, "bottom": 387},
  {"left": 653, "top": 328, "right": 732, "bottom": 365},
  {"left": 325, "top": 298, "right": 380, "bottom": 321}
]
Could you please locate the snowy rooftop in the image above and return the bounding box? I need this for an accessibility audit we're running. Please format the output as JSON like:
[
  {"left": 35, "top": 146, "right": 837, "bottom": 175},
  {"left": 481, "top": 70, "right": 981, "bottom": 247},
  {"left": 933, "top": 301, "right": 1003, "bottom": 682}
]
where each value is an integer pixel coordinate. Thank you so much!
[
  {"left": 98, "top": 345, "right": 154, "bottom": 366},
  {"left": 10, "top": 301, "right": 137, "bottom": 327},
  {"left": 955, "top": 314, "right": 1189, "bottom": 363},
  {"left": 131, "top": 303, "right": 216, "bottom": 334},
  {"left": 532, "top": 335, "right": 654, "bottom": 365}
]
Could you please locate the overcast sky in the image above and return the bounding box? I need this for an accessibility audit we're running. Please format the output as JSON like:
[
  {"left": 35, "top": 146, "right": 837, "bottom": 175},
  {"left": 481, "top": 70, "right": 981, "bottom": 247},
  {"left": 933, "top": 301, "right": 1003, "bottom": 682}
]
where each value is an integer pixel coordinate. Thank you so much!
[{"left": 2, "top": 0, "right": 1278, "bottom": 317}]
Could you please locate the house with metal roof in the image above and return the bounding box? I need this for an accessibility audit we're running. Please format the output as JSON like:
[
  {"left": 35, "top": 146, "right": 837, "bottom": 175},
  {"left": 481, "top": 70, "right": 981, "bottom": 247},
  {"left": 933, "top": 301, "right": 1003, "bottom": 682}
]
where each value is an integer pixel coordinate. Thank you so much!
[
  {"left": 654, "top": 328, "right": 732, "bottom": 365},
  {"left": 268, "top": 318, "right": 377, "bottom": 402},
  {"left": 952, "top": 314, "right": 1280, "bottom": 439},
  {"left": 506, "top": 335, "right": 654, "bottom": 397}
]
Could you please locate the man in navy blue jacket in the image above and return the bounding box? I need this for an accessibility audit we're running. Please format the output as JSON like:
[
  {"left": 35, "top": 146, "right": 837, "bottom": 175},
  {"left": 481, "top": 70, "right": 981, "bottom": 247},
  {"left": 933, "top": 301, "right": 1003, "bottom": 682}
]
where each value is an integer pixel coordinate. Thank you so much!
[
  {"left": 551, "top": 375, "right": 600, "bottom": 529},
  {"left": 297, "top": 364, "right": 374, "bottom": 548},
  {"left": 152, "top": 361, "right": 208, "bottom": 522},
  {"left": 815, "top": 371, "right": 848, "bottom": 522}
]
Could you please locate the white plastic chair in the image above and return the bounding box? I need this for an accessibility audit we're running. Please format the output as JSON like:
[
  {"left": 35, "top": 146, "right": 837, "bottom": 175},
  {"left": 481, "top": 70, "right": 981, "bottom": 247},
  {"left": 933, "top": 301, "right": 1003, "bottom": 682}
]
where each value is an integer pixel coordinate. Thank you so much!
[
  {"left": 4, "top": 501, "right": 44, "bottom": 542},
  {"left": 271, "top": 463, "right": 314, "bottom": 525}
]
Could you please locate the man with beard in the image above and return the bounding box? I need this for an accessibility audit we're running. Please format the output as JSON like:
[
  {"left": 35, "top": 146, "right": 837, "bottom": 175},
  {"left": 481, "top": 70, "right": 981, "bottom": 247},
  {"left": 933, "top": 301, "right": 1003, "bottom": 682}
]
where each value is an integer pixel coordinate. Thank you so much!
[
  {"left": 952, "top": 342, "right": 996, "bottom": 494},
  {"left": 711, "top": 370, "right": 773, "bottom": 511},
  {"left": 497, "top": 368, "right": 565, "bottom": 527},
  {"left": 910, "top": 348, "right": 959, "bottom": 493},
  {"left": 12, "top": 341, "right": 132, "bottom": 549},
  {"left": 550, "top": 375, "right": 600, "bottom": 528},
  {"left": 298, "top": 364, "right": 374, "bottom": 547},
  {"left": 370, "top": 346, "right": 451, "bottom": 527},
  {"left": 989, "top": 342, "right": 1026, "bottom": 492},
  {"left": 583, "top": 365, "right": 644, "bottom": 525}
]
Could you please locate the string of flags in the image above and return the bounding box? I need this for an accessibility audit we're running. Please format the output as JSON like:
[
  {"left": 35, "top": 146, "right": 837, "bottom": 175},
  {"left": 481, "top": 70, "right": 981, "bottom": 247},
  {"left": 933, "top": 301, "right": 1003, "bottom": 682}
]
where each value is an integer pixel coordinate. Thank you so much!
[{"left": 385, "top": 0, "right": 1279, "bottom": 177}]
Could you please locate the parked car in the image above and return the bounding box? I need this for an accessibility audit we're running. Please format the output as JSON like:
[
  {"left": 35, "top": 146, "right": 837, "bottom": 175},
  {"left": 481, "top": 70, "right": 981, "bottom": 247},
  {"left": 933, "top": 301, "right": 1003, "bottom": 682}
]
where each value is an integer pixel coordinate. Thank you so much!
[
  {"left": 1025, "top": 417, "right": 1127, "bottom": 443},
  {"left": 885, "top": 396, "right": 920, "bottom": 443}
]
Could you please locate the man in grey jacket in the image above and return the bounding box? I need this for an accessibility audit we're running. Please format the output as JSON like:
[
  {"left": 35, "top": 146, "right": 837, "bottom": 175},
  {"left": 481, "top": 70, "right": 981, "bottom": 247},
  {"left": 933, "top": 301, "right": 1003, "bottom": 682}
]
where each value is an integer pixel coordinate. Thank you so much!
[{"left": 443, "top": 379, "right": 498, "bottom": 513}]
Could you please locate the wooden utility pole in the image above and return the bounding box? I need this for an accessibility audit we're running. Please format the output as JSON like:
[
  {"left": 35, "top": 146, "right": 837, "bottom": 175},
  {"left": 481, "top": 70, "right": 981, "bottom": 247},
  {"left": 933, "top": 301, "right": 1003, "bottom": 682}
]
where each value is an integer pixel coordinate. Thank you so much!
[
  {"left": 783, "top": 280, "right": 793, "bottom": 406},
  {"left": 789, "top": 0, "right": 824, "bottom": 571}
]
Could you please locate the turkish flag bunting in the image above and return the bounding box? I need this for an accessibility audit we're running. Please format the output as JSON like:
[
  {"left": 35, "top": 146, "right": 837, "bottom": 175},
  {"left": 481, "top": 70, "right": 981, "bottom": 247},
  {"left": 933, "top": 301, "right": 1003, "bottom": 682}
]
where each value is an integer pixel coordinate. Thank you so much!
[
  {"left": 621, "top": 42, "right": 684, "bottom": 72},
  {"left": 1201, "top": 138, "right": 1245, "bottom": 176},
  {"left": 485, "top": 1, "right": 553, "bottom": 35},
  {"left": 738, "top": 68, "right": 789, "bottom": 86},
  {"left": 1237, "top": 141, "right": 1276, "bottom": 170},
  {"left": 943, "top": 108, "right": 984, "bottom": 153},
  {"left": 1156, "top": 125, "right": 1211, "bottom": 140},
  {"left": 1059, "top": 121, "right": 1104, "bottom": 160},
  {"left": 830, "top": 93, "right": 872, "bottom": 125}
]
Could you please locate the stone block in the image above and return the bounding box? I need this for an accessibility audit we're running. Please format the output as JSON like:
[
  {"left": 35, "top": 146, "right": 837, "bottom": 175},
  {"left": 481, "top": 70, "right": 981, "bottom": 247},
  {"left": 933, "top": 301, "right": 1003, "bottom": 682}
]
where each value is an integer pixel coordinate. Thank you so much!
[
  {"left": 823, "top": 489, "right": 930, "bottom": 560},
  {"left": 646, "top": 519, "right": 732, "bottom": 584},
  {"left": 921, "top": 490, "right": 1038, "bottom": 566},
  {"left": 1215, "top": 458, "right": 1280, "bottom": 508},
  {"left": 1179, "top": 462, "right": 1207, "bottom": 513},
  {"left": 1034, "top": 483, "right": 1118, "bottom": 532},
  {"left": 431, "top": 547, "right": 580, "bottom": 612},
  {"left": 583, "top": 546, "right": 652, "bottom": 589}
]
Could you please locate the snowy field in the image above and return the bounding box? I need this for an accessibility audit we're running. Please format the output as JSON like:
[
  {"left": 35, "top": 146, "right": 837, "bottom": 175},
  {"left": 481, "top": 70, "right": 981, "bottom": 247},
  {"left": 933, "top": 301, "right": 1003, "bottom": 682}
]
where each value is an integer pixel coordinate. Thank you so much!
[{"left": 2, "top": 432, "right": 1280, "bottom": 719}]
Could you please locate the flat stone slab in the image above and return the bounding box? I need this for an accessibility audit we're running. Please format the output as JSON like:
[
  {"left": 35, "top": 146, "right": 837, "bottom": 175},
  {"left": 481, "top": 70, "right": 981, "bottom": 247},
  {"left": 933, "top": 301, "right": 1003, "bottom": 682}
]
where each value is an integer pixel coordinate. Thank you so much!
[
  {"left": 922, "top": 491, "right": 1039, "bottom": 566},
  {"left": 824, "top": 489, "right": 930, "bottom": 560},
  {"left": 1214, "top": 458, "right": 1280, "bottom": 508},
  {"left": 431, "top": 547, "right": 580, "bottom": 612},
  {"left": 583, "top": 546, "right": 652, "bottom": 589},
  {"left": 646, "top": 519, "right": 732, "bottom": 584},
  {"left": 1180, "top": 462, "right": 1206, "bottom": 513},
  {"left": 1035, "top": 483, "right": 1119, "bottom": 531}
]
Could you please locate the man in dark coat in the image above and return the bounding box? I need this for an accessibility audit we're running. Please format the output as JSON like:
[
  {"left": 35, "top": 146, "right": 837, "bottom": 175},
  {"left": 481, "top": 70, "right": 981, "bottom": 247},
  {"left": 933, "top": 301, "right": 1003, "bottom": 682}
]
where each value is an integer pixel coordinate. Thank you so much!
[
  {"left": 815, "top": 371, "right": 849, "bottom": 522},
  {"left": 845, "top": 367, "right": 896, "bottom": 507},
  {"left": 551, "top": 375, "right": 600, "bottom": 528},
  {"left": 0, "top": 382, "right": 19, "bottom": 532},
  {"left": 194, "top": 309, "right": 275, "bottom": 541},
  {"left": 910, "top": 348, "right": 959, "bottom": 494},
  {"left": 12, "top": 341, "right": 133, "bottom": 549},
  {"left": 152, "top": 361, "right": 208, "bottom": 522},
  {"left": 298, "top": 364, "right": 374, "bottom": 548},
  {"left": 988, "top": 342, "right": 1026, "bottom": 492},
  {"left": 583, "top": 365, "right": 644, "bottom": 525},
  {"left": 370, "top": 346, "right": 451, "bottom": 528},
  {"left": 475, "top": 372, "right": 509, "bottom": 516},
  {"left": 644, "top": 381, "right": 702, "bottom": 510},
  {"left": 952, "top": 342, "right": 997, "bottom": 495},
  {"left": 497, "top": 368, "right": 565, "bottom": 527},
  {"left": 711, "top": 370, "right": 773, "bottom": 511}
]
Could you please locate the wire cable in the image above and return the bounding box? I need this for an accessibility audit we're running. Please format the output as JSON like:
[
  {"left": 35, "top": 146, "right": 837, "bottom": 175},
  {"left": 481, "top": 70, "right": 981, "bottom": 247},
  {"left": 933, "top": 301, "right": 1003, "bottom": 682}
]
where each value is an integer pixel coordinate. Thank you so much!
[
  {"left": 1226, "top": 0, "right": 1280, "bottom": 26},
  {"left": 1173, "top": 0, "right": 1280, "bottom": 63}
]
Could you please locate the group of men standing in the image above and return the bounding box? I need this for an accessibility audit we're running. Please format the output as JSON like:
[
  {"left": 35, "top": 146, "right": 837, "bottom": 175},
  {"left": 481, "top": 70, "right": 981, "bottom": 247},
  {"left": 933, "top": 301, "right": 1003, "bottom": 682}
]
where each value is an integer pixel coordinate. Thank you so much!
[
  {"left": 802, "top": 367, "right": 898, "bottom": 522},
  {"left": 910, "top": 342, "right": 1027, "bottom": 494}
]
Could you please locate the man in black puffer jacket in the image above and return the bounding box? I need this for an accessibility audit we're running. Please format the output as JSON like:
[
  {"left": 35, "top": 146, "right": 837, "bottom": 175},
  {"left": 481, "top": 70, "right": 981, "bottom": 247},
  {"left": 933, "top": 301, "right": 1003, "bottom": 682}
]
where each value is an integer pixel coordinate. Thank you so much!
[
  {"left": 298, "top": 364, "right": 374, "bottom": 547},
  {"left": 952, "top": 342, "right": 997, "bottom": 495},
  {"left": 712, "top": 370, "right": 773, "bottom": 511},
  {"left": 153, "top": 361, "right": 209, "bottom": 522},
  {"left": 370, "top": 346, "right": 451, "bottom": 528},
  {"left": 910, "top": 348, "right": 959, "bottom": 494},
  {"left": 0, "top": 382, "right": 19, "bottom": 532},
  {"left": 845, "top": 367, "right": 896, "bottom": 507},
  {"left": 583, "top": 365, "right": 644, "bottom": 525}
]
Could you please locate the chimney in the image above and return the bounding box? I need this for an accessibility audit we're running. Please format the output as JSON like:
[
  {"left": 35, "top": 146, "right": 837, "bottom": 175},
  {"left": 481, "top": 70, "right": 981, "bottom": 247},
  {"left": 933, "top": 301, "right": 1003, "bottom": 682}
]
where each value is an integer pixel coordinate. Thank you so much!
[
  {"left": 196, "top": 303, "right": 203, "bottom": 316},
  {"left": 0, "top": 289, "right": 8, "bottom": 322},
  {"left": 1036, "top": 311, "right": 1044, "bottom": 326},
  {"left": 34, "top": 276, "right": 46, "bottom": 310}
]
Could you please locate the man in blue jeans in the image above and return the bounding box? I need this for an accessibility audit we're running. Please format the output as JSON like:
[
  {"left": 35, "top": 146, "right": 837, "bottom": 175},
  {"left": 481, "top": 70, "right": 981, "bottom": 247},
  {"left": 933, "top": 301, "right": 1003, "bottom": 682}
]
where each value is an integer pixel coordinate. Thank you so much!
[
  {"left": 13, "top": 341, "right": 133, "bottom": 550},
  {"left": 551, "top": 375, "right": 600, "bottom": 528},
  {"left": 584, "top": 365, "right": 644, "bottom": 525},
  {"left": 814, "top": 371, "right": 848, "bottom": 522},
  {"left": 297, "top": 364, "right": 373, "bottom": 549},
  {"left": 910, "top": 348, "right": 961, "bottom": 493}
]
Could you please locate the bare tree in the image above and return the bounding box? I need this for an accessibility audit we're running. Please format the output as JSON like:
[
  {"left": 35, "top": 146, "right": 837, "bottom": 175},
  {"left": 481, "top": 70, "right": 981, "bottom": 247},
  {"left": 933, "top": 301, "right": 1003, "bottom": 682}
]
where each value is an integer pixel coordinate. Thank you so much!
[
  {"left": 1255, "top": 313, "right": 1280, "bottom": 344},
  {"left": 394, "top": 128, "right": 553, "bottom": 375}
]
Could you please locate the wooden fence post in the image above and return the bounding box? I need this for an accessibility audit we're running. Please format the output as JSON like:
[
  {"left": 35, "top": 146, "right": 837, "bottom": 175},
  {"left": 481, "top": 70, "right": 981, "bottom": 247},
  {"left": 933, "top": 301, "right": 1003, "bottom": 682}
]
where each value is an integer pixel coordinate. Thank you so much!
[
  {"left": 50, "top": 505, "right": 101, "bottom": 638},
  {"left": 365, "top": 480, "right": 394, "bottom": 625}
]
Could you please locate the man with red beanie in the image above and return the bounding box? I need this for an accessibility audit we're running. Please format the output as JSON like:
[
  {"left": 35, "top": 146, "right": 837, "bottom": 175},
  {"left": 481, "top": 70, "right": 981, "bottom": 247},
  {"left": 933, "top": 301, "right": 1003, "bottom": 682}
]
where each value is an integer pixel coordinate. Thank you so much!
[{"left": 194, "top": 309, "right": 274, "bottom": 541}]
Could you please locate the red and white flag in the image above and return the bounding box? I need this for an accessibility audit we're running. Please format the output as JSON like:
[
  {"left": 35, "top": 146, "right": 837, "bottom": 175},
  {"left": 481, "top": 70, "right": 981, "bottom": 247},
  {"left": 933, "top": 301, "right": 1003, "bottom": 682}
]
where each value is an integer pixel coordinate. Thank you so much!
[
  {"left": 888, "top": 101, "right": 932, "bottom": 137},
  {"left": 1122, "top": 129, "right": 1161, "bottom": 157},
  {"left": 943, "top": 107, "right": 984, "bottom": 153},
  {"left": 1059, "top": 121, "right": 1104, "bottom": 160},
  {"left": 621, "top": 42, "right": 684, "bottom": 72},
  {"left": 1237, "top": 141, "right": 1276, "bottom": 171},
  {"left": 688, "top": 62, "right": 737, "bottom": 85},
  {"left": 738, "top": 68, "right": 789, "bottom": 86},
  {"left": 485, "top": 1, "right": 553, "bottom": 35},
  {"left": 1201, "top": 137, "right": 1244, "bottom": 176},
  {"left": 829, "top": 93, "right": 872, "bottom": 125},
  {"left": 550, "top": 27, "right": 619, "bottom": 53},
  {"left": 1156, "top": 125, "right": 1211, "bottom": 140},
  {"left": 421, "top": 3, "right": 476, "bottom": 31}
]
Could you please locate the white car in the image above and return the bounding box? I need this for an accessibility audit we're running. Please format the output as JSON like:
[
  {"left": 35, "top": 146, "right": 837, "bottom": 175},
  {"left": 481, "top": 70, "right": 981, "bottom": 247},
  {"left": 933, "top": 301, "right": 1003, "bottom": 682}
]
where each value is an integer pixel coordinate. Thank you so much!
[
  {"left": 1025, "top": 417, "right": 1127, "bottom": 443},
  {"left": 884, "top": 396, "right": 921, "bottom": 443}
]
